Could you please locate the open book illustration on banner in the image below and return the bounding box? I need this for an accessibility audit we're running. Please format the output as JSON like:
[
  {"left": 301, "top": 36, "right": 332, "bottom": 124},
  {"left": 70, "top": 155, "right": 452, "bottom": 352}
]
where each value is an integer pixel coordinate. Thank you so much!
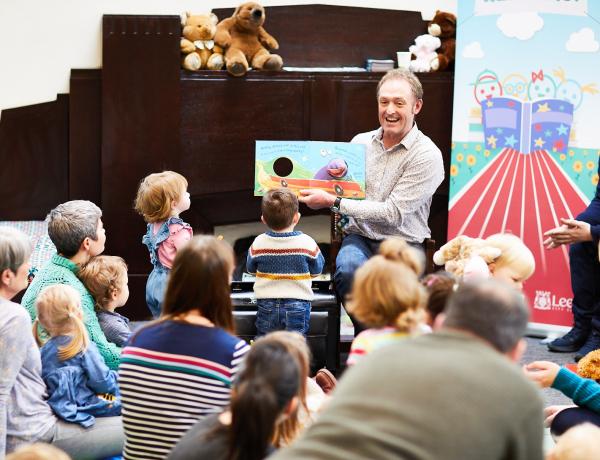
[
  {"left": 481, "top": 96, "right": 574, "bottom": 155},
  {"left": 254, "top": 140, "right": 366, "bottom": 198}
]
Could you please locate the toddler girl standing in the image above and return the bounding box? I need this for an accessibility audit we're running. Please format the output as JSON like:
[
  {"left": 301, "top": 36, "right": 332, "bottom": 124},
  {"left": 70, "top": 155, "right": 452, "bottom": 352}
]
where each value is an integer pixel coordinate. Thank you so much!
[
  {"left": 35, "top": 284, "right": 121, "bottom": 428},
  {"left": 134, "top": 171, "right": 193, "bottom": 317}
]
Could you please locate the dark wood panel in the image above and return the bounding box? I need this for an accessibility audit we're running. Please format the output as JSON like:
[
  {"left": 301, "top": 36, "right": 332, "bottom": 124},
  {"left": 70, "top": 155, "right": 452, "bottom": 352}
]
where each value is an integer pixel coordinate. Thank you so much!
[
  {"left": 212, "top": 4, "right": 427, "bottom": 67},
  {"left": 0, "top": 97, "right": 69, "bottom": 220},
  {"left": 101, "top": 15, "right": 182, "bottom": 273},
  {"left": 70, "top": 69, "right": 102, "bottom": 204},
  {"left": 180, "top": 74, "right": 312, "bottom": 196}
]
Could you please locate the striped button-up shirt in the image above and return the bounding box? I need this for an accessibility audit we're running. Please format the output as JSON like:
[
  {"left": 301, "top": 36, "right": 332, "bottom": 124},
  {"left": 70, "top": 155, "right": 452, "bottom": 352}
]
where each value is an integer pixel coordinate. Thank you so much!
[{"left": 341, "top": 124, "right": 444, "bottom": 243}]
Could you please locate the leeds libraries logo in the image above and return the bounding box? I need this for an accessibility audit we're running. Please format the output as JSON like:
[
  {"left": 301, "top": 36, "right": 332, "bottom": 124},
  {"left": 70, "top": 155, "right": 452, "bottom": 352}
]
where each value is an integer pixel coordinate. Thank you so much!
[{"left": 533, "top": 290, "right": 572, "bottom": 311}]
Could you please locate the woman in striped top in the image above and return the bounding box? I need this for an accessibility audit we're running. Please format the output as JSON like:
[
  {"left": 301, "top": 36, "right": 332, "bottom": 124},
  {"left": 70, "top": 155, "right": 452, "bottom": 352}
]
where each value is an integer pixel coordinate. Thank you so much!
[{"left": 118, "top": 236, "right": 250, "bottom": 459}]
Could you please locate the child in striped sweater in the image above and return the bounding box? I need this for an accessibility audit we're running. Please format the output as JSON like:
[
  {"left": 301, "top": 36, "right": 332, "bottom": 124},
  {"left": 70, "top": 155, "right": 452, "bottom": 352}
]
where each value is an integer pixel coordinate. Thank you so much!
[{"left": 247, "top": 188, "right": 325, "bottom": 337}]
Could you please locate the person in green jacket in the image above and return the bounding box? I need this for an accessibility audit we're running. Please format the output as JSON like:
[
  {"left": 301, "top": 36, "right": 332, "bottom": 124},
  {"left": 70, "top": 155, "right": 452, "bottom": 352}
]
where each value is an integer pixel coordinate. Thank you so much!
[{"left": 21, "top": 200, "right": 121, "bottom": 370}]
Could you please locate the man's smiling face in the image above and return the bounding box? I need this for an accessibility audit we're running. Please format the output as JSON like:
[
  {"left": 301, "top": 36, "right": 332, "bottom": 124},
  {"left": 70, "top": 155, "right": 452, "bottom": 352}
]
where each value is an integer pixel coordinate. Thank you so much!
[{"left": 377, "top": 78, "right": 422, "bottom": 142}]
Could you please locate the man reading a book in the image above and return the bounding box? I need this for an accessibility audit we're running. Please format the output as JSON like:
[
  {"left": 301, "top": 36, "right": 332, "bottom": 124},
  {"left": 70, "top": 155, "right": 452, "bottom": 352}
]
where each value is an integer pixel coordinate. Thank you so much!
[{"left": 299, "top": 68, "right": 444, "bottom": 333}]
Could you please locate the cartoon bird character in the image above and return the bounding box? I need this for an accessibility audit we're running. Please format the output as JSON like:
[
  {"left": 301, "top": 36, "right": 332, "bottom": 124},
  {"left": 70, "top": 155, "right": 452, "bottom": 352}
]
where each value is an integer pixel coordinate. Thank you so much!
[
  {"left": 472, "top": 69, "right": 503, "bottom": 105},
  {"left": 553, "top": 67, "right": 598, "bottom": 110},
  {"left": 527, "top": 69, "right": 556, "bottom": 101}
]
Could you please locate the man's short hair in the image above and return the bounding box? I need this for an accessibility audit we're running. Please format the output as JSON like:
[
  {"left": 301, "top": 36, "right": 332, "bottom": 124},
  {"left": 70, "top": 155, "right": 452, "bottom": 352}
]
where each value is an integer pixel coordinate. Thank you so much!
[
  {"left": 443, "top": 280, "right": 529, "bottom": 353},
  {"left": 377, "top": 68, "right": 424, "bottom": 101},
  {"left": 47, "top": 200, "right": 102, "bottom": 257},
  {"left": 261, "top": 188, "right": 298, "bottom": 231}
]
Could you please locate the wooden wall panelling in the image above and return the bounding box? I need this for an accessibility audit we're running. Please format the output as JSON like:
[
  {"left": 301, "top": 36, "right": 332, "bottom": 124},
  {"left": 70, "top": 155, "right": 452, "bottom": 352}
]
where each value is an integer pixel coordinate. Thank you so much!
[
  {"left": 0, "top": 96, "right": 69, "bottom": 220},
  {"left": 212, "top": 5, "right": 427, "bottom": 67},
  {"left": 102, "top": 15, "right": 182, "bottom": 320},
  {"left": 69, "top": 69, "right": 102, "bottom": 204},
  {"left": 180, "top": 72, "right": 314, "bottom": 229}
]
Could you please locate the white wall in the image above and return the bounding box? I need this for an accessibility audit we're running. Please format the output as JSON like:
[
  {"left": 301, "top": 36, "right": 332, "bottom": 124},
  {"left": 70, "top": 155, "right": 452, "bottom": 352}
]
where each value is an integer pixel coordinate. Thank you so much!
[{"left": 0, "top": 0, "right": 455, "bottom": 115}]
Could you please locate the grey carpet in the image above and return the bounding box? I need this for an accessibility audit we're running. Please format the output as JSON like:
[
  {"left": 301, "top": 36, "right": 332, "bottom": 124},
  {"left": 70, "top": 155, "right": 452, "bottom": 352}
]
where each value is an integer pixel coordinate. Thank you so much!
[{"left": 522, "top": 337, "right": 574, "bottom": 407}]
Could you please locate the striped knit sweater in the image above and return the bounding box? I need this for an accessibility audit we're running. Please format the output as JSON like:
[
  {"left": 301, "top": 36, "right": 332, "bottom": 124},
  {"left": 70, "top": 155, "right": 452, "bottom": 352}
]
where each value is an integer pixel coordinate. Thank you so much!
[
  {"left": 246, "top": 231, "right": 325, "bottom": 300},
  {"left": 118, "top": 320, "right": 250, "bottom": 460}
]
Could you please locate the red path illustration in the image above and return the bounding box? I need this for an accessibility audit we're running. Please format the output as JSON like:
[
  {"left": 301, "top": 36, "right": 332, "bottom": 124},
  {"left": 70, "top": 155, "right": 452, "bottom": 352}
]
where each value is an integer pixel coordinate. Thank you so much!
[{"left": 448, "top": 148, "right": 590, "bottom": 324}]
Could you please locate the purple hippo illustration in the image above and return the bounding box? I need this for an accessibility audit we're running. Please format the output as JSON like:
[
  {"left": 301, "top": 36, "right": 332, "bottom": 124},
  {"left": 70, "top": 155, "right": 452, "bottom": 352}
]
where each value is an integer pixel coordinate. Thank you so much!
[{"left": 314, "top": 158, "right": 348, "bottom": 180}]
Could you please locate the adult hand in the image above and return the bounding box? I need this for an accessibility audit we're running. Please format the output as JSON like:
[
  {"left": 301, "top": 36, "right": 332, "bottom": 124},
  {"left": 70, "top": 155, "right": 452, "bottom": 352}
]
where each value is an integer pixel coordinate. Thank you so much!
[
  {"left": 523, "top": 361, "right": 561, "bottom": 388},
  {"left": 298, "top": 189, "right": 336, "bottom": 210},
  {"left": 543, "top": 405, "right": 576, "bottom": 427},
  {"left": 543, "top": 218, "right": 592, "bottom": 249}
]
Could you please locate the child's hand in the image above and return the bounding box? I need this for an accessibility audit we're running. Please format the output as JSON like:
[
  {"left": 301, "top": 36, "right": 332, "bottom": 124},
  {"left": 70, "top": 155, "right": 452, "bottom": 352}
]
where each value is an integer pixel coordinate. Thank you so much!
[
  {"left": 543, "top": 404, "right": 576, "bottom": 427},
  {"left": 523, "top": 361, "right": 561, "bottom": 388}
]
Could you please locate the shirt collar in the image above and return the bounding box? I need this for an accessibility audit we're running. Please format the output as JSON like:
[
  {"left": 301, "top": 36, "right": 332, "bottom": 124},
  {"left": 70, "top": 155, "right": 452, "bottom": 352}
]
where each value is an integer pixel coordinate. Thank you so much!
[{"left": 372, "top": 123, "right": 419, "bottom": 151}]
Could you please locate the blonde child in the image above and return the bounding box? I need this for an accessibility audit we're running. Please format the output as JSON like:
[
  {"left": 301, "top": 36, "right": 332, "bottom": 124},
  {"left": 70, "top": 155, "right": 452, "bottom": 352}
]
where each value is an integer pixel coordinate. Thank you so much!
[
  {"left": 6, "top": 443, "right": 71, "bottom": 460},
  {"left": 346, "top": 238, "right": 426, "bottom": 365},
  {"left": 35, "top": 285, "right": 121, "bottom": 428},
  {"left": 547, "top": 423, "right": 600, "bottom": 460},
  {"left": 134, "top": 171, "right": 193, "bottom": 317},
  {"left": 434, "top": 233, "right": 535, "bottom": 291},
  {"left": 78, "top": 255, "right": 131, "bottom": 347}
]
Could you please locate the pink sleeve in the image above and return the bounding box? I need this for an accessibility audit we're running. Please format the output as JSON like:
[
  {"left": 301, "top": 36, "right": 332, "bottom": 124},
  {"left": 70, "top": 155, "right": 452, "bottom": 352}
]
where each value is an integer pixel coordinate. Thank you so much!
[{"left": 157, "top": 224, "right": 193, "bottom": 269}]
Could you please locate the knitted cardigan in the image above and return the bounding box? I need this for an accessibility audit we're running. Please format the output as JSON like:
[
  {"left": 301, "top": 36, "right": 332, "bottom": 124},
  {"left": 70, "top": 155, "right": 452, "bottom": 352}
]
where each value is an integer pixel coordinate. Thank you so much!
[
  {"left": 21, "top": 254, "right": 121, "bottom": 370},
  {"left": 552, "top": 367, "right": 600, "bottom": 413}
]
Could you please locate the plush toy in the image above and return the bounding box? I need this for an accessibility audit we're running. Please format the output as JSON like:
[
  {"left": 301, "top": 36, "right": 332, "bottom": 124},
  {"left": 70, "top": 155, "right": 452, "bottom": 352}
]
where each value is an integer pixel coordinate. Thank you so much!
[
  {"left": 409, "top": 34, "right": 441, "bottom": 73},
  {"left": 578, "top": 349, "right": 600, "bottom": 381},
  {"left": 215, "top": 2, "right": 283, "bottom": 77},
  {"left": 433, "top": 235, "right": 502, "bottom": 277},
  {"left": 181, "top": 12, "right": 224, "bottom": 71},
  {"left": 427, "top": 10, "right": 456, "bottom": 72}
]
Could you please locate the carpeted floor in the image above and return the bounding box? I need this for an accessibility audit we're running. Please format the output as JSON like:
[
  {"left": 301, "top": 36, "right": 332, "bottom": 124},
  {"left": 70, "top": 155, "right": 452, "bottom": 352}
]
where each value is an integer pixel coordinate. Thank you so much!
[{"left": 522, "top": 336, "right": 574, "bottom": 407}]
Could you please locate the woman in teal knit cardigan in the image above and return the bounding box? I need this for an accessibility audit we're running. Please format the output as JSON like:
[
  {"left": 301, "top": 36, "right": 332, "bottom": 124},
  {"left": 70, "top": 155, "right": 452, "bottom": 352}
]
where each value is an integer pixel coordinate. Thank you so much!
[
  {"left": 21, "top": 200, "right": 121, "bottom": 370},
  {"left": 525, "top": 360, "right": 600, "bottom": 436}
]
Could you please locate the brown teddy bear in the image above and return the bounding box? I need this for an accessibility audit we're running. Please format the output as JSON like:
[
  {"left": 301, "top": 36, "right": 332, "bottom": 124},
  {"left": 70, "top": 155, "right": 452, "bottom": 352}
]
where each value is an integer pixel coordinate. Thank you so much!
[
  {"left": 577, "top": 349, "right": 600, "bottom": 381},
  {"left": 427, "top": 10, "right": 456, "bottom": 72},
  {"left": 181, "top": 12, "right": 224, "bottom": 71},
  {"left": 214, "top": 2, "right": 283, "bottom": 77}
]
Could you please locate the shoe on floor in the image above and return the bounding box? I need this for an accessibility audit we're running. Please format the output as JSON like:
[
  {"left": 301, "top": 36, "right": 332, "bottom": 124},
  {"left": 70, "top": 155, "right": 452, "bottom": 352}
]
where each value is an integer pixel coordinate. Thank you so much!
[
  {"left": 315, "top": 368, "right": 337, "bottom": 394},
  {"left": 574, "top": 330, "right": 600, "bottom": 362},
  {"left": 547, "top": 325, "right": 590, "bottom": 353}
]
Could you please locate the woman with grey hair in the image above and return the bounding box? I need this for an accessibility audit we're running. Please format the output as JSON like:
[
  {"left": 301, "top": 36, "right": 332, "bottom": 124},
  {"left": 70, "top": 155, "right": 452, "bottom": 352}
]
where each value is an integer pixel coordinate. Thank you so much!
[
  {"left": 0, "top": 226, "right": 124, "bottom": 459},
  {"left": 21, "top": 200, "right": 121, "bottom": 370}
]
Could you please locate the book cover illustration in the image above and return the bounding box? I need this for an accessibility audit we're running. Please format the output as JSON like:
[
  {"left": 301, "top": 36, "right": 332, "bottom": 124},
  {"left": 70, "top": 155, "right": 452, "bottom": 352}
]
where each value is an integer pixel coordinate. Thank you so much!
[
  {"left": 254, "top": 140, "right": 366, "bottom": 199},
  {"left": 449, "top": 0, "right": 600, "bottom": 326}
]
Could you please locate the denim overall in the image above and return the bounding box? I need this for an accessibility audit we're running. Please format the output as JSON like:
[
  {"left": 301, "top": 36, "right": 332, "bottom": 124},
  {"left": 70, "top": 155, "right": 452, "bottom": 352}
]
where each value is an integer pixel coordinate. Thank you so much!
[{"left": 142, "top": 217, "right": 184, "bottom": 318}]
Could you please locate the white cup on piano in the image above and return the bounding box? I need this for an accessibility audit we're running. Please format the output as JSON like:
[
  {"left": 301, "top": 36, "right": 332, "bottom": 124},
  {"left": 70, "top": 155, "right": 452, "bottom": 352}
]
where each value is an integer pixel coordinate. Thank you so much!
[{"left": 396, "top": 51, "right": 411, "bottom": 69}]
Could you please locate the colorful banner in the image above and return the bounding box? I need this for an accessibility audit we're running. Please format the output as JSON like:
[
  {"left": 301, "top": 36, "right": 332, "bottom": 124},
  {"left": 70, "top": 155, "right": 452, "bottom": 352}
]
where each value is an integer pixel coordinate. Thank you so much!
[
  {"left": 451, "top": 0, "right": 600, "bottom": 326},
  {"left": 474, "top": 0, "right": 588, "bottom": 17}
]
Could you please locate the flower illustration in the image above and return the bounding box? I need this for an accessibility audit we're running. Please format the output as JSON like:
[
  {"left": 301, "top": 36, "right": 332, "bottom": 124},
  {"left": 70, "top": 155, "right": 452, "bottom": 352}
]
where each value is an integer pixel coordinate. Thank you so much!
[
  {"left": 587, "top": 161, "right": 595, "bottom": 171},
  {"left": 456, "top": 153, "right": 464, "bottom": 162},
  {"left": 467, "top": 155, "right": 476, "bottom": 166},
  {"left": 559, "top": 154, "right": 566, "bottom": 161},
  {"left": 450, "top": 164, "right": 459, "bottom": 176},
  {"left": 484, "top": 149, "right": 491, "bottom": 157},
  {"left": 568, "top": 150, "right": 575, "bottom": 157},
  {"left": 593, "top": 174, "right": 599, "bottom": 186},
  {"left": 573, "top": 161, "right": 583, "bottom": 173},
  {"left": 475, "top": 144, "right": 482, "bottom": 152}
]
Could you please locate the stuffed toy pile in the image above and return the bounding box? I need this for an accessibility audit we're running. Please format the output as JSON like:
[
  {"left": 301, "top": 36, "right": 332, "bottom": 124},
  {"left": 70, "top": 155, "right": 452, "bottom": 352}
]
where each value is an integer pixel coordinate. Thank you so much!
[
  {"left": 427, "top": 10, "right": 456, "bottom": 71},
  {"left": 215, "top": 1, "right": 283, "bottom": 77},
  {"left": 181, "top": 12, "right": 224, "bottom": 71},
  {"left": 433, "top": 235, "right": 501, "bottom": 278}
]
